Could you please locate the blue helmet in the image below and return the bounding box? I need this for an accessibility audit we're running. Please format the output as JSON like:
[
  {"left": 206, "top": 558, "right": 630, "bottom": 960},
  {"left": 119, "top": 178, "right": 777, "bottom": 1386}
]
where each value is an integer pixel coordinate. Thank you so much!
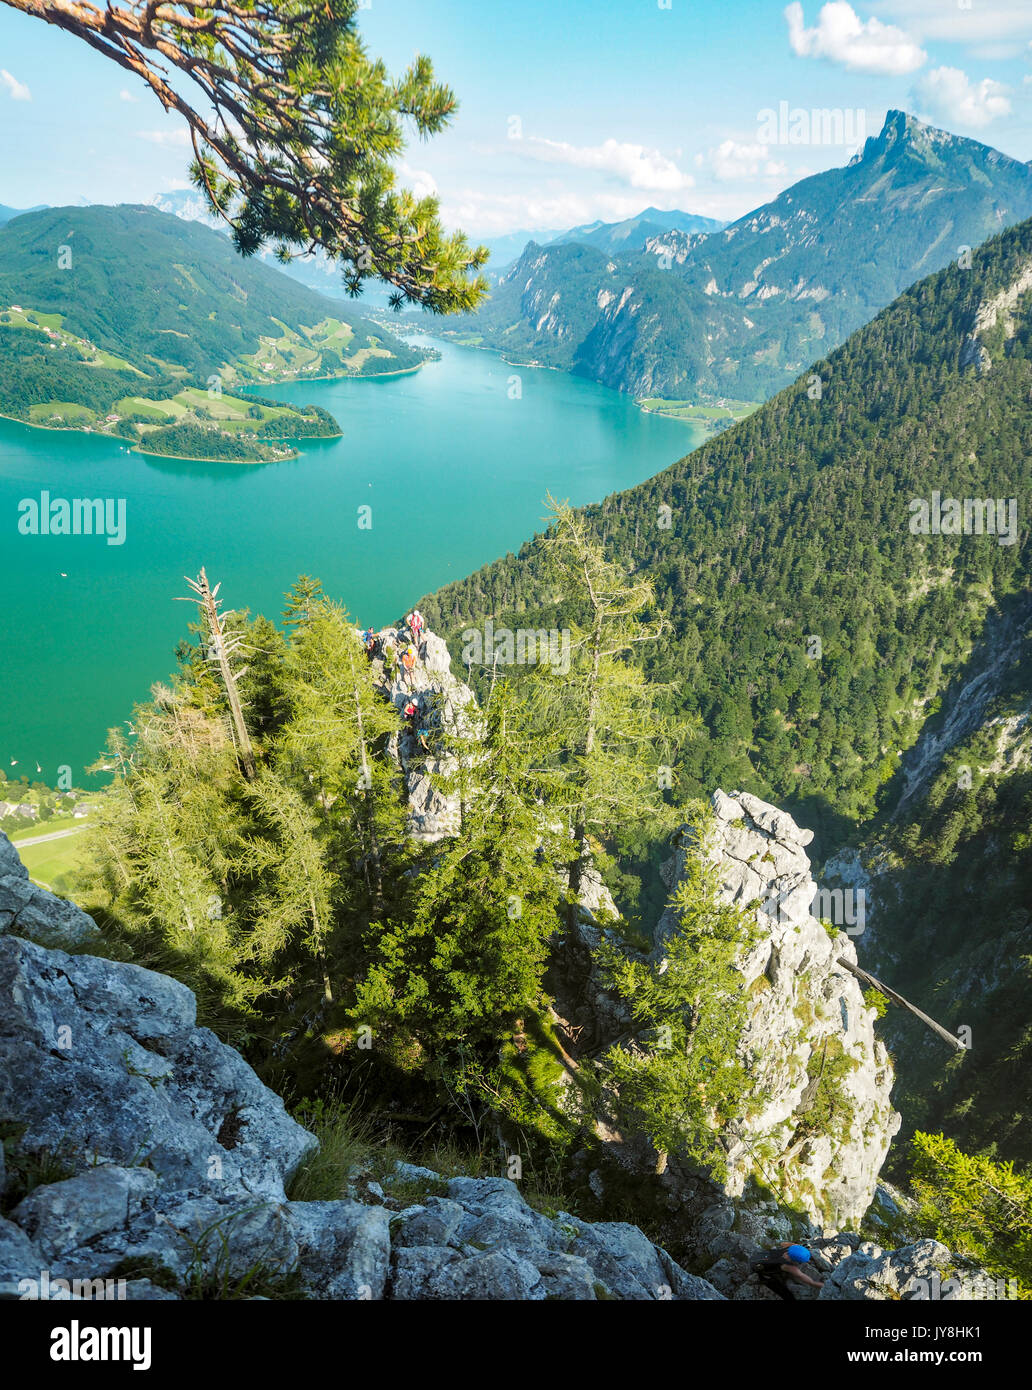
[{"left": 787, "top": 1245, "right": 811, "bottom": 1263}]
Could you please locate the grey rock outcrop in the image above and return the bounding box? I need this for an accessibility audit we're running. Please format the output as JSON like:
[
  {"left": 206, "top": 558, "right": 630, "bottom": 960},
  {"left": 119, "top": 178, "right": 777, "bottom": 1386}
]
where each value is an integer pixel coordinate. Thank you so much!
[
  {"left": 657, "top": 791, "right": 900, "bottom": 1231},
  {"left": 0, "top": 831, "right": 98, "bottom": 948},
  {"left": 819, "top": 1239, "right": 1006, "bottom": 1301},
  {"left": 387, "top": 1174, "right": 723, "bottom": 1301},
  {"left": 0, "top": 845, "right": 723, "bottom": 1301},
  {"left": 364, "top": 626, "right": 479, "bottom": 842},
  {"left": 0, "top": 935, "right": 314, "bottom": 1202}
]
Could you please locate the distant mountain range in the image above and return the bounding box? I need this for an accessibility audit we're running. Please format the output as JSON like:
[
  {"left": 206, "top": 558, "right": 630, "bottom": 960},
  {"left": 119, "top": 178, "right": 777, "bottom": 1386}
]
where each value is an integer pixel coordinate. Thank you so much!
[
  {"left": 443, "top": 111, "right": 1032, "bottom": 404},
  {"left": 0, "top": 204, "right": 431, "bottom": 459},
  {"left": 141, "top": 192, "right": 721, "bottom": 294},
  {"left": 479, "top": 209, "right": 725, "bottom": 278},
  {"left": 0, "top": 203, "right": 46, "bottom": 225},
  {"left": 546, "top": 207, "right": 723, "bottom": 258}
]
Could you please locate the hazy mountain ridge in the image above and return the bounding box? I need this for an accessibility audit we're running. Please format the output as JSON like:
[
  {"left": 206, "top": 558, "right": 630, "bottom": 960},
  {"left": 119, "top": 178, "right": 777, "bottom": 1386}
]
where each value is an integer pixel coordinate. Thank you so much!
[{"left": 446, "top": 112, "right": 1032, "bottom": 403}]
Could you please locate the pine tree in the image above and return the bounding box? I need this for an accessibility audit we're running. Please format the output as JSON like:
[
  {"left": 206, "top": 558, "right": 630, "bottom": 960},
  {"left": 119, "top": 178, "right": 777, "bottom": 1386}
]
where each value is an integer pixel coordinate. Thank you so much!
[{"left": 5, "top": 0, "right": 488, "bottom": 311}]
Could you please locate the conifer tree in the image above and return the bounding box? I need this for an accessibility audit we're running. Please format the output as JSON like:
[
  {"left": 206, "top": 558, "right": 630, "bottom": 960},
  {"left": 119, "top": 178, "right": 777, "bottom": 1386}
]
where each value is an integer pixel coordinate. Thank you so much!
[
  {"left": 351, "top": 679, "right": 561, "bottom": 1123},
  {"left": 596, "top": 803, "right": 759, "bottom": 1176},
  {"left": 237, "top": 770, "right": 339, "bottom": 1008},
  {"left": 533, "top": 496, "right": 687, "bottom": 931},
  {"left": 5, "top": 1, "right": 488, "bottom": 311}
]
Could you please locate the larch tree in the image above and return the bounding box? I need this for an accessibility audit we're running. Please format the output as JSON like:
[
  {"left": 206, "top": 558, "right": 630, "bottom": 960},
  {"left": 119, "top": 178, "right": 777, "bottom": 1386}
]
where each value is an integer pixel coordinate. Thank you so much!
[
  {"left": 534, "top": 496, "right": 688, "bottom": 933},
  {"left": 597, "top": 804, "right": 761, "bottom": 1178}
]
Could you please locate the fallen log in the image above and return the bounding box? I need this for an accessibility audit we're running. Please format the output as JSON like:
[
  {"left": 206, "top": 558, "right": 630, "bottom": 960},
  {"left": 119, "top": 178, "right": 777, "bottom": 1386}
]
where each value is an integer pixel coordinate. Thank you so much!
[{"left": 836, "top": 956, "right": 965, "bottom": 1053}]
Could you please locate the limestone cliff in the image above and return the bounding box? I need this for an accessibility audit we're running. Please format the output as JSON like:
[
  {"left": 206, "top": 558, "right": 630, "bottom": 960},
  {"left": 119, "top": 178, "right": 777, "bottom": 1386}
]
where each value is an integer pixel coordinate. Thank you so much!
[
  {"left": 660, "top": 790, "right": 900, "bottom": 1231},
  {"left": 364, "top": 625, "right": 479, "bottom": 842}
]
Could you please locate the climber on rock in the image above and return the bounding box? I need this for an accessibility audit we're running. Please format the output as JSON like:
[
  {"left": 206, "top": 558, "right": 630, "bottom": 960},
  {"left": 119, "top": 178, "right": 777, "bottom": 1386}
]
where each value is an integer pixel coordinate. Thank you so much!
[
  {"left": 363, "top": 627, "right": 378, "bottom": 656},
  {"left": 750, "top": 1244, "right": 825, "bottom": 1301},
  {"left": 401, "top": 643, "right": 417, "bottom": 679},
  {"left": 407, "top": 609, "right": 425, "bottom": 645}
]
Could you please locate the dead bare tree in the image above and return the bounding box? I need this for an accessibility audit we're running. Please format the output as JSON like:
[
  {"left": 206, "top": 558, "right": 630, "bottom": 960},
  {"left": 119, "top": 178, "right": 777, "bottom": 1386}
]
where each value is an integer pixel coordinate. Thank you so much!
[
  {"left": 176, "top": 567, "right": 256, "bottom": 780},
  {"left": 837, "top": 956, "right": 966, "bottom": 1053}
]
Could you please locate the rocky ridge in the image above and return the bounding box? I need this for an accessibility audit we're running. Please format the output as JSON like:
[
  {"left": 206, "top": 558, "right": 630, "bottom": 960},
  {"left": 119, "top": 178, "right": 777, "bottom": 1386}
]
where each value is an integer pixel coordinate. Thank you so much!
[{"left": 364, "top": 625, "right": 479, "bottom": 842}]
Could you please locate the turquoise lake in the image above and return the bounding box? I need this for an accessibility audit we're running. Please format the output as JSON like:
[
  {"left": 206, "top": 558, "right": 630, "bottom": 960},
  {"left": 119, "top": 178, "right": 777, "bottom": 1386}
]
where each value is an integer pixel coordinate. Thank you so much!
[{"left": 0, "top": 336, "right": 701, "bottom": 784}]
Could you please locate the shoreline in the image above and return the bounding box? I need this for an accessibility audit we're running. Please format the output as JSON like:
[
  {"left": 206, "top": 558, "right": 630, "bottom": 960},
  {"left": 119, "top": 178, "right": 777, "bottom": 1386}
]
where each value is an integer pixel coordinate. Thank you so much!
[
  {"left": 427, "top": 333, "right": 564, "bottom": 375},
  {"left": 416, "top": 329, "right": 759, "bottom": 437},
  {"left": 238, "top": 357, "right": 431, "bottom": 389},
  {"left": 0, "top": 409, "right": 342, "bottom": 465},
  {"left": 0, "top": 351, "right": 428, "bottom": 461},
  {"left": 131, "top": 443, "right": 300, "bottom": 465},
  {"left": 0, "top": 411, "right": 340, "bottom": 466}
]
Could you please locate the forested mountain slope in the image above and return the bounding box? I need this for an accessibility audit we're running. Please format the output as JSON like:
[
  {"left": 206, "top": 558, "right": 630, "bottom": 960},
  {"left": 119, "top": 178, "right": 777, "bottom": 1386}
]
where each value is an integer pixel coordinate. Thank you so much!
[
  {"left": 844, "top": 612, "right": 1032, "bottom": 1168},
  {"left": 446, "top": 112, "right": 1032, "bottom": 403},
  {"left": 420, "top": 213, "right": 1032, "bottom": 860},
  {"left": 0, "top": 204, "right": 425, "bottom": 383}
]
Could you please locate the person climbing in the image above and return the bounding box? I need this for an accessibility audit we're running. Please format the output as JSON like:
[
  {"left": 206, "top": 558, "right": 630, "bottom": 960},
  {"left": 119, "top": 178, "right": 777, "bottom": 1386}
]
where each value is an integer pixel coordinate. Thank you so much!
[
  {"left": 403, "top": 698, "right": 419, "bottom": 724},
  {"left": 401, "top": 643, "right": 417, "bottom": 679},
  {"left": 416, "top": 724, "right": 431, "bottom": 753},
  {"left": 409, "top": 608, "right": 425, "bottom": 645},
  {"left": 363, "top": 627, "right": 378, "bottom": 657},
  {"left": 750, "top": 1244, "right": 825, "bottom": 1301}
]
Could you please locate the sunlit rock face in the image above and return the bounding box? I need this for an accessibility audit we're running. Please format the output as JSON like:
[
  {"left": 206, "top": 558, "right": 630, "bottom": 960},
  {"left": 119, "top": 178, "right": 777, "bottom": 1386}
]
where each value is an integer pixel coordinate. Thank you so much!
[{"left": 656, "top": 790, "right": 899, "bottom": 1230}]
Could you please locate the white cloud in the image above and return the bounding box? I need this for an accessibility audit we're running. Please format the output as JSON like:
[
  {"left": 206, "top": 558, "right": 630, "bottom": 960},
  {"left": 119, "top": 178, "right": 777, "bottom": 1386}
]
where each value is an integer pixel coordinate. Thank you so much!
[
  {"left": 397, "top": 162, "right": 437, "bottom": 201},
  {"left": 119, "top": 89, "right": 138, "bottom": 103},
  {"left": 439, "top": 189, "right": 669, "bottom": 239},
  {"left": 916, "top": 66, "right": 1012, "bottom": 128},
  {"left": 785, "top": 2, "right": 926, "bottom": 75},
  {"left": 1, "top": 69, "right": 31, "bottom": 102},
  {"left": 869, "top": 1, "right": 1032, "bottom": 46},
  {"left": 515, "top": 136, "right": 694, "bottom": 193},
  {"left": 706, "top": 140, "right": 789, "bottom": 182},
  {"left": 137, "top": 128, "right": 191, "bottom": 148}
]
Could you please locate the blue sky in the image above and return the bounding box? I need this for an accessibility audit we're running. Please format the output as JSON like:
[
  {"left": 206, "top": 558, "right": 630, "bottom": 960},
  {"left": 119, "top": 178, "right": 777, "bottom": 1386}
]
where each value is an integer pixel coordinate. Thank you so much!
[{"left": 2, "top": 0, "right": 1032, "bottom": 234}]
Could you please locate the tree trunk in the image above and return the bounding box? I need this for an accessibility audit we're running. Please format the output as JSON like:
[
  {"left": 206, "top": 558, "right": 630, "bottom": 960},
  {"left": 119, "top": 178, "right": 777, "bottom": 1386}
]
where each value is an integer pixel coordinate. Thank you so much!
[
  {"left": 836, "top": 956, "right": 964, "bottom": 1052},
  {"left": 566, "top": 598, "right": 603, "bottom": 934}
]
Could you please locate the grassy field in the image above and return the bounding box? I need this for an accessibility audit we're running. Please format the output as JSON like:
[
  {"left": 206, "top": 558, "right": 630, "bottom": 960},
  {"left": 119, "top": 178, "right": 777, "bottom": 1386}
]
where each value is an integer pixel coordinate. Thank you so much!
[
  {"left": 9, "top": 813, "right": 86, "bottom": 841},
  {"left": 343, "top": 346, "right": 392, "bottom": 370},
  {"left": 27, "top": 401, "right": 96, "bottom": 424},
  {"left": 1, "top": 306, "right": 141, "bottom": 374},
  {"left": 237, "top": 315, "right": 378, "bottom": 382},
  {"left": 637, "top": 396, "right": 761, "bottom": 426},
  {"left": 116, "top": 387, "right": 302, "bottom": 435},
  {"left": 16, "top": 827, "right": 90, "bottom": 896}
]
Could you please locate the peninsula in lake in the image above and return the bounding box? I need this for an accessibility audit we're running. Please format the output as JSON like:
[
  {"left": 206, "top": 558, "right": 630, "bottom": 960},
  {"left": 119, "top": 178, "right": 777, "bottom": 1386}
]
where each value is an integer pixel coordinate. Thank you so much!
[{"left": 0, "top": 205, "right": 435, "bottom": 462}]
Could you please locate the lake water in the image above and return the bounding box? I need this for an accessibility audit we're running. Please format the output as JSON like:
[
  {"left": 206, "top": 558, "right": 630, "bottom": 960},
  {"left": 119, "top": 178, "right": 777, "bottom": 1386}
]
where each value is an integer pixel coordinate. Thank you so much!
[{"left": 0, "top": 336, "right": 702, "bottom": 783}]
